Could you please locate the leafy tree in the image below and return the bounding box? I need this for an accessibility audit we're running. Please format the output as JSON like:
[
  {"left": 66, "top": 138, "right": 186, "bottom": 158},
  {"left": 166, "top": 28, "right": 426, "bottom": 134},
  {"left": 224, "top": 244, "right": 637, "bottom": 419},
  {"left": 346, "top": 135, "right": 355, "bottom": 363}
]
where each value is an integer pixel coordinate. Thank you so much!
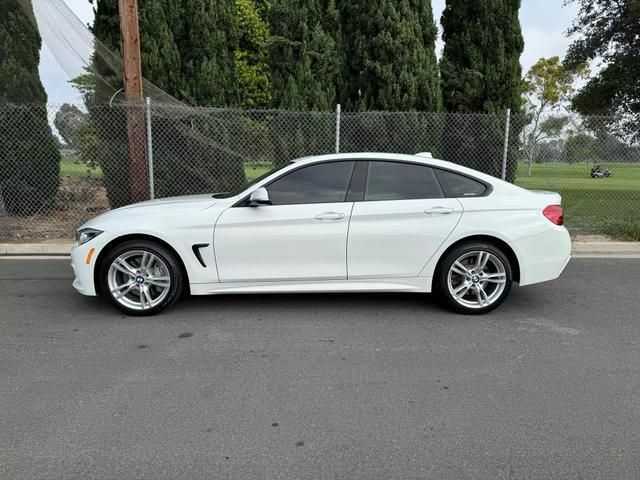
[
  {"left": 235, "top": 0, "right": 271, "bottom": 108},
  {"left": 521, "top": 56, "right": 588, "bottom": 174},
  {"left": 566, "top": 0, "right": 640, "bottom": 119},
  {"left": 54, "top": 103, "right": 87, "bottom": 148},
  {"left": 0, "top": 0, "right": 61, "bottom": 216},
  {"left": 565, "top": 133, "right": 599, "bottom": 164},
  {"left": 341, "top": 0, "right": 442, "bottom": 112},
  {"left": 439, "top": 0, "right": 524, "bottom": 180},
  {"left": 534, "top": 139, "right": 566, "bottom": 164}
]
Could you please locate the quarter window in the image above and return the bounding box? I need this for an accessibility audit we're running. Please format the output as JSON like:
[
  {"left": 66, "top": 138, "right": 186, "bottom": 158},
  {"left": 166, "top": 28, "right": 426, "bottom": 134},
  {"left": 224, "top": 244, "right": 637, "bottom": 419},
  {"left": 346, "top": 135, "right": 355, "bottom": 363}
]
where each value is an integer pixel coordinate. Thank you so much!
[
  {"left": 436, "top": 170, "right": 487, "bottom": 197},
  {"left": 266, "top": 161, "right": 355, "bottom": 205},
  {"left": 365, "top": 161, "right": 444, "bottom": 201}
]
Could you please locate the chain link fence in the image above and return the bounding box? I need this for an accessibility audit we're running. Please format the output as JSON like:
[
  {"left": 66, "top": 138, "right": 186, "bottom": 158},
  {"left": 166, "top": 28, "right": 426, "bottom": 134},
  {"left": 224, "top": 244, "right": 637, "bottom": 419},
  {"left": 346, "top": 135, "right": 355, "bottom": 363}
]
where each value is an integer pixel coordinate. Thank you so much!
[{"left": 1, "top": 102, "right": 639, "bottom": 241}]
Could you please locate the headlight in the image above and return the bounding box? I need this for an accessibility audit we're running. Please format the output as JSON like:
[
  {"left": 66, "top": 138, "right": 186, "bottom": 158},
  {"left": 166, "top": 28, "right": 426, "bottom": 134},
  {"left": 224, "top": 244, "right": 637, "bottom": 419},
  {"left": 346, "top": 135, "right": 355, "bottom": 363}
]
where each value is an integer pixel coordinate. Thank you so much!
[{"left": 76, "top": 228, "right": 103, "bottom": 245}]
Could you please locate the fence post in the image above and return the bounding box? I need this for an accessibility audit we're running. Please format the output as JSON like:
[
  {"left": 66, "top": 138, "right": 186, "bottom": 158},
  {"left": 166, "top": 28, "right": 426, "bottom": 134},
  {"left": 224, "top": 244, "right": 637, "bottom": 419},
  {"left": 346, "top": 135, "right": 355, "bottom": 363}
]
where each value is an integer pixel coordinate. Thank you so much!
[
  {"left": 501, "top": 108, "right": 511, "bottom": 181},
  {"left": 145, "top": 96, "right": 155, "bottom": 200},
  {"left": 335, "top": 103, "right": 341, "bottom": 153}
]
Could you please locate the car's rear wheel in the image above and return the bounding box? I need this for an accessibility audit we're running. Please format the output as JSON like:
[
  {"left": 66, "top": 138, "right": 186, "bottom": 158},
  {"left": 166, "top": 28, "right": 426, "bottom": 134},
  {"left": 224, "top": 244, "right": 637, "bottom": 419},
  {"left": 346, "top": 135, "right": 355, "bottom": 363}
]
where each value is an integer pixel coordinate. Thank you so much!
[
  {"left": 435, "top": 242, "right": 513, "bottom": 314},
  {"left": 100, "top": 240, "right": 184, "bottom": 316}
]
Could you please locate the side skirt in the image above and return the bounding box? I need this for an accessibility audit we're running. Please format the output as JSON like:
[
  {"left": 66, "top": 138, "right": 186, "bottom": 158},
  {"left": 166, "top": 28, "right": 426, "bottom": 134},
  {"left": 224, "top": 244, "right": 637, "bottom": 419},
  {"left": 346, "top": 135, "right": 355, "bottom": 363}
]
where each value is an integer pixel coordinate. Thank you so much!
[{"left": 189, "top": 277, "right": 432, "bottom": 296}]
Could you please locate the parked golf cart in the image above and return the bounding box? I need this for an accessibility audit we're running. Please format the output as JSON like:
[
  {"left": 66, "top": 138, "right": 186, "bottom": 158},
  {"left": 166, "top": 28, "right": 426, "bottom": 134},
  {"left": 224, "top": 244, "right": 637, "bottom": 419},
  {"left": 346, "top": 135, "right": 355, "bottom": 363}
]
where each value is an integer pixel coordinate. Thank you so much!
[{"left": 590, "top": 165, "right": 613, "bottom": 178}]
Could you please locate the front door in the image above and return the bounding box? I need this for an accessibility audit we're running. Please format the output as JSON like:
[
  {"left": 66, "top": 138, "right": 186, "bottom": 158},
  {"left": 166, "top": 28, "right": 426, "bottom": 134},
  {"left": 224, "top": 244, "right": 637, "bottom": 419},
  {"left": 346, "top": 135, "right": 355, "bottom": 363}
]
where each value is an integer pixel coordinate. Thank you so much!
[{"left": 215, "top": 161, "right": 356, "bottom": 282}]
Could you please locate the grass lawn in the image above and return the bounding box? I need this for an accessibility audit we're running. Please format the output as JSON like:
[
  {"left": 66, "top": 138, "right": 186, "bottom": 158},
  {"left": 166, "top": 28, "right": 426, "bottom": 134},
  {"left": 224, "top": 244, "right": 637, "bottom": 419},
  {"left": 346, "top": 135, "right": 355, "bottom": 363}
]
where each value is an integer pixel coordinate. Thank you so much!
[
  {"left": 244, "top": 164, "right": 272, "bottom": 181},
  {"left": 61, "top": 158, "right": 272, "bottom": 181},
  {"left": 515, "top": 162, "right": 640, "bottom": 239},
  {"left": 60, "top": 157, "right": 103, "bottom": 178}
]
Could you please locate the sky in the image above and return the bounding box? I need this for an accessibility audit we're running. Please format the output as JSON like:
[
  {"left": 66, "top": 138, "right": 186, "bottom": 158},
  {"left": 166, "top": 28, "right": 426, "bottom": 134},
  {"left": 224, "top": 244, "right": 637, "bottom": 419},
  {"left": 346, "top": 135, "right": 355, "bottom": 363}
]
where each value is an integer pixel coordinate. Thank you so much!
[{"left": 38, "top": 0, "right": 580, "bottom": 105}]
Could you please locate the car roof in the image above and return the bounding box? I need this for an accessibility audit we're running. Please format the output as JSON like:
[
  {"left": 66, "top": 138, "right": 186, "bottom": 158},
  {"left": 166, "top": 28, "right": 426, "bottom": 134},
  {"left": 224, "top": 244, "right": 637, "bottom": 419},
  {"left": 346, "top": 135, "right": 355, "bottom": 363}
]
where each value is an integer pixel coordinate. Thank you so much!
[{"left": 290, "top": 152, "right": 499, "bottom": 185}]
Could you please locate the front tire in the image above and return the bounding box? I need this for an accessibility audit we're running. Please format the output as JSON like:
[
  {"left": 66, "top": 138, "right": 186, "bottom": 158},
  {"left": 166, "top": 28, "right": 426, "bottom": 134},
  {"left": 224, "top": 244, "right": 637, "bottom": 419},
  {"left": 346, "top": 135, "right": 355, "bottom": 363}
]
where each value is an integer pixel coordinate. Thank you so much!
[
  {"left": 434, "top": 242, "right": 513, "bottom": 315},
  {"left": 99, "top": 240, "right": 184, "bottom": 316}
]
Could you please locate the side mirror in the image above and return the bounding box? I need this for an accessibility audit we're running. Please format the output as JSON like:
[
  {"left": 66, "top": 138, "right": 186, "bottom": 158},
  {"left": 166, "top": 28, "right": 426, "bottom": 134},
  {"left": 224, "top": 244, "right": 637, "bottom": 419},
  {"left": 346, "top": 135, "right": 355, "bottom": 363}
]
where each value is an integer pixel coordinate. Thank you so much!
[{"left": 249, "top": 187, "right": 271, "bottom": 207}]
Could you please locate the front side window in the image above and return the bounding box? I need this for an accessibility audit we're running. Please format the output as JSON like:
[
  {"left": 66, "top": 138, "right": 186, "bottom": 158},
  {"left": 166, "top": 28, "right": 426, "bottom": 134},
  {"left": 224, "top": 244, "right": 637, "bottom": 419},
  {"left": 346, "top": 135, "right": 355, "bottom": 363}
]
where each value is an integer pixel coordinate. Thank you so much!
[
  {"left": 365, "top": 161, "right": 444, "bottom": 201},
  {"left": 266, "top": 161, "right": 355, "bottom": 205}
]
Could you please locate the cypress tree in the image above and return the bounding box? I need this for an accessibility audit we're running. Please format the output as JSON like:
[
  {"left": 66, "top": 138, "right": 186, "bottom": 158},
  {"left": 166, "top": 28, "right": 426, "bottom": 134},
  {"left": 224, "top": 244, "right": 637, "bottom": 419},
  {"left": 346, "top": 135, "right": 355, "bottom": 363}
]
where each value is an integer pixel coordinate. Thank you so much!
[
  {"left": 87, "top": 0, "right": 246, "bottom": 206},
  {"left": 440, "top": 0, "right": 523, "bottom": 113},
  {"left": 268, "top": 0, "right": 343, "bottom": 110},
  {"left": 439, "top": 0, "right": 523, "bottom": 180},
  {"left": 266, "top": 0, "right": 343, "bottom": 166},
  {"left": 0, "top": 0, "right": 61, "bottom": 216},
  {"left": 91, "top": 0, "right": 239, "bottom": 105},
  {"left": 342, "top": 0, "right": 442, "bottom": 112},
  {"left": 180, "top": 0, "right": 240, "bottom": 106},
  {"left": 336, "top": 0, "right": 442, "bottom": 158},
  {"left": 138, "top": 0, "right": 183, "bottom": 96}
]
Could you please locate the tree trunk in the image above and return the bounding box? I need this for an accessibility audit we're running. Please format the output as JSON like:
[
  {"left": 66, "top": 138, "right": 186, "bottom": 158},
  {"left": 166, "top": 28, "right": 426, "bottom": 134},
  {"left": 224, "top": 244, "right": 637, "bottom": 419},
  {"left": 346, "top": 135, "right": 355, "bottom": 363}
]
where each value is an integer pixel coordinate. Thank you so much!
[{"left": 0, "top": 189, "right": 7, "bottom": 217}]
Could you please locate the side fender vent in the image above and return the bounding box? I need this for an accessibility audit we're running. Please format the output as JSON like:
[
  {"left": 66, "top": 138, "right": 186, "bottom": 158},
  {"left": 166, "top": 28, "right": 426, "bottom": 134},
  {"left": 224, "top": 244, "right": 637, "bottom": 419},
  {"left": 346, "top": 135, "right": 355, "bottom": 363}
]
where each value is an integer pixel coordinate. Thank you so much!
[{"left": 192, "top": 244, "right": 209, "bottom": 268}]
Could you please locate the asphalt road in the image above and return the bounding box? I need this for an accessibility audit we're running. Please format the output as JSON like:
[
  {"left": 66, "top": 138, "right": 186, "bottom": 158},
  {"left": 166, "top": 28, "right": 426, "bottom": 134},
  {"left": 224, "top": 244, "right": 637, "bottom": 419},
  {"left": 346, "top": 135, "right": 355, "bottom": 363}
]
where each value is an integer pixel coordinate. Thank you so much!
[{"left": 1, "top": 258, "right": 639, "bottom": 480}]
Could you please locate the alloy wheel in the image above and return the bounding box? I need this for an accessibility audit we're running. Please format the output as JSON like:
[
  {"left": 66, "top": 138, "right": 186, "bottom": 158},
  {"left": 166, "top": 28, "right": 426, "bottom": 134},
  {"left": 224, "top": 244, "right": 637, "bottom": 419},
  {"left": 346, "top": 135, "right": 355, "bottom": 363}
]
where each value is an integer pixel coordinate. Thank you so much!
[
  {"left": 447, "top": 250, "right": 507, "bottom": 310},
  {"left": 107, "top": 250, "right": 171, "bottom": 311}
]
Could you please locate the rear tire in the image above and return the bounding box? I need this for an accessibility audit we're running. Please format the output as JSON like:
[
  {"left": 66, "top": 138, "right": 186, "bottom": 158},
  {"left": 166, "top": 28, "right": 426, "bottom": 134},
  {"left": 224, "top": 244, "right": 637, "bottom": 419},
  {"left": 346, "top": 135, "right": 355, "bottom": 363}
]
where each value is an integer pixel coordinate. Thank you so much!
[
  {"left": 99, "top": 240, "right": 184, "bottom": 316},
  {"left": 434, "top": 242, "right": 513, "bottom": 315}
]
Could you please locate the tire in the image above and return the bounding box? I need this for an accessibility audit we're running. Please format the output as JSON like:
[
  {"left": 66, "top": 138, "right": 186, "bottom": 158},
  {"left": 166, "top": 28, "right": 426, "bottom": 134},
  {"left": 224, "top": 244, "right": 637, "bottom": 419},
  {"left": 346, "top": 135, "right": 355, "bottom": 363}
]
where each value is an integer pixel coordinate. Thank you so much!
[
  {"left": 434, "top": 241, "right": 513, "bottom": 315},
  {"left": 99, "top": 240, "right": 185, "bottom": 316}
]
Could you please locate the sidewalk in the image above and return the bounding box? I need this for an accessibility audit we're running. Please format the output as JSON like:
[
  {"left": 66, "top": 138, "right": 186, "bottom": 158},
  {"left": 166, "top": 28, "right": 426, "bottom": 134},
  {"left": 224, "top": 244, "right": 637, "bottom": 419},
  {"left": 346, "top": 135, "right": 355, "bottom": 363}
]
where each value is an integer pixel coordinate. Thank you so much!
[{"left": 1, "top": 239, "right": 639, "bottom": 257}]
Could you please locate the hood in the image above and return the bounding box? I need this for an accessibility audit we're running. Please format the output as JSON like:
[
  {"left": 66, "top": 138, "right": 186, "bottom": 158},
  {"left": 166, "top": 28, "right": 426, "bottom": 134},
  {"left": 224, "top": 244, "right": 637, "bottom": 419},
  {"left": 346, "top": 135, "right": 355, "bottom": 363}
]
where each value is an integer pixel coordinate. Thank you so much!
[
  {"left": 112, "top": 194, "right": 218, "bottom": 212},
  {"left": 81, "top": 194, "right": 221, "bottom": 229}
]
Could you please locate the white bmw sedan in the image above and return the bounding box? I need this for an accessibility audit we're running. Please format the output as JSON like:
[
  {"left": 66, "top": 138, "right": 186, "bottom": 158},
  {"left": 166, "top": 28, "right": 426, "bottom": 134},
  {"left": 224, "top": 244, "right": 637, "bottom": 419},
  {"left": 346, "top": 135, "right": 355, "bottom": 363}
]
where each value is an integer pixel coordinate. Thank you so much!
[{"left": 71, "top": 153, "right": 571, "bottom": 316}]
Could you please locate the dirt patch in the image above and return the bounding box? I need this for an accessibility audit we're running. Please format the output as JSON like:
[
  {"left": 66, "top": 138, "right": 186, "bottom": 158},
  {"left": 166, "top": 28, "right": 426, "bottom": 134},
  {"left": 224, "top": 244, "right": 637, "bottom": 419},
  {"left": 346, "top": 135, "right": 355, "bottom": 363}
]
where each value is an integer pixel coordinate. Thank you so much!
[
  {"left": 572, "top": 234, "right": 614, "bottom": 243},
  {"left": 0, "top": 176, "right": 110, "bottom": 242}
]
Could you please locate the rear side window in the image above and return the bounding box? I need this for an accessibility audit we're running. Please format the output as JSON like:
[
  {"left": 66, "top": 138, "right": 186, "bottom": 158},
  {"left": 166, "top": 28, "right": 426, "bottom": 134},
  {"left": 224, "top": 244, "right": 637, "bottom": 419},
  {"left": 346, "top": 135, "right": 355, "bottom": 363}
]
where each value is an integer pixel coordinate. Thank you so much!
[
  {"left": 365, "top": 161, "right": 444, "bottom": 201},
  {"left": 266, "top": 161, "right": 355, "bottom": 205},
  {"left": 436, "top": 170, "right": 487, "bottom": 197}
]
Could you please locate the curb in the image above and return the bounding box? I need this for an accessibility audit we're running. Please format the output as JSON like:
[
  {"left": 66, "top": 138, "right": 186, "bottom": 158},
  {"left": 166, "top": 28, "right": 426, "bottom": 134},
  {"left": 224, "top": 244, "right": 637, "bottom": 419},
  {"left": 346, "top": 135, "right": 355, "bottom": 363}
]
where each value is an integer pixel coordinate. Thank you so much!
[
  {"left": 1, "top": 241, "right": 640, "bottom": 257},
  {"left": 572, "top": 242, "right": 640, "bottom": 255},
  {"left": 0, "top": 243, "right": 73, "bottom": 256}
]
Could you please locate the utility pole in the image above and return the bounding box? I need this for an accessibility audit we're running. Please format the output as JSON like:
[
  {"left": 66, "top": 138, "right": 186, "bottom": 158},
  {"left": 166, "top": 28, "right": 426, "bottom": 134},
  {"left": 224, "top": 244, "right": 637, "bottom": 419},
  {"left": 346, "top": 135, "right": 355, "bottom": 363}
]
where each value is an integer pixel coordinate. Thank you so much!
[{"left": 118, "top": 0, "right": 148, "bottom": 203}]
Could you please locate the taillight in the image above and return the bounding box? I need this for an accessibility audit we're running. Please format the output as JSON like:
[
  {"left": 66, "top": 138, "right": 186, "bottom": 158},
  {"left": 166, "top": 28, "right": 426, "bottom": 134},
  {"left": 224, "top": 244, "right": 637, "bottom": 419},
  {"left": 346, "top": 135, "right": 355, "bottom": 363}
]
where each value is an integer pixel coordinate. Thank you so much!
[{"left": 543, "top": 205, "right": 563, "bottom": 225}]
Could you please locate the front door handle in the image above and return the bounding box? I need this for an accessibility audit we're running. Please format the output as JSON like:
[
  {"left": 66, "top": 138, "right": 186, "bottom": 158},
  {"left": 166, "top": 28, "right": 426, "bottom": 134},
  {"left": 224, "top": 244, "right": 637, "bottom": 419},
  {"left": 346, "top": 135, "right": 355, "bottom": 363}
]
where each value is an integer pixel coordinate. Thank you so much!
[
  {"left": 424, "top": 206, "right": 455, "bottom": 215},
  {"left": 315, "top": 212, "right": 345, "bottom": 221}
]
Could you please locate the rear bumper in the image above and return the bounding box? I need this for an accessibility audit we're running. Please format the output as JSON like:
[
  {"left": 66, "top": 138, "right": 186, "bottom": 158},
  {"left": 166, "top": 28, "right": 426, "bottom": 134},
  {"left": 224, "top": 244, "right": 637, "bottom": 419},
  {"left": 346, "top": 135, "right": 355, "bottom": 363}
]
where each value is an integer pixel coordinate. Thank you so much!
[{"left": 515, "top": 226, "right": 572, "bottom": 286}]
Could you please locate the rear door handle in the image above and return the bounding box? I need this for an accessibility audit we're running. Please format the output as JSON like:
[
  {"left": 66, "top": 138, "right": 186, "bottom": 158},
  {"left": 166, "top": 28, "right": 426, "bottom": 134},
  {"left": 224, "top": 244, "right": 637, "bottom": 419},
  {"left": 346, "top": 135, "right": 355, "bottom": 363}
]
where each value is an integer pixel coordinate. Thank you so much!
[
  {"left": 315, "top": 212, "right": 345, "bottom": 221},
  {"left": 424, "top": 207, "right": 455, "bottom": 215}
]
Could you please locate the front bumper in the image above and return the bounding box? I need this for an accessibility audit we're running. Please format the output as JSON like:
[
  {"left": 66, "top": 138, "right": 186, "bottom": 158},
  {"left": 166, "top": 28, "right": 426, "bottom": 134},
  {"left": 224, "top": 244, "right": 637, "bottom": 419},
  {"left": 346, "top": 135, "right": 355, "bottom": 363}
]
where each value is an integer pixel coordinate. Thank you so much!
[{"left": 70, "top": 233, "right": 114, "bottom": 296}]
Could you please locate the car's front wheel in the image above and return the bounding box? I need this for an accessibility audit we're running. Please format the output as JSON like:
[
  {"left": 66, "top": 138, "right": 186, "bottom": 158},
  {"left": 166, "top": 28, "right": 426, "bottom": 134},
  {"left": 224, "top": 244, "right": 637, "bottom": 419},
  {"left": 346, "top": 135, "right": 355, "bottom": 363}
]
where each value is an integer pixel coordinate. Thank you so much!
[
  {"left": 435, "top": 242, "right": 513, "bottom": 314},
  {"left": 100, "top": 240, "right": 184, "bottom": 316}
]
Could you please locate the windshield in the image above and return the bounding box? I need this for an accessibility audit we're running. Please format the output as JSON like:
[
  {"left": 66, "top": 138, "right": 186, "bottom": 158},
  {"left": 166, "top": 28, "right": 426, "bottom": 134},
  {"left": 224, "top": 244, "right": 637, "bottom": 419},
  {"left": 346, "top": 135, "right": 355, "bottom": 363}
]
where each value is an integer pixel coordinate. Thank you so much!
[{"left": 211, "top": 162, "right": 292, "bottom": 199}]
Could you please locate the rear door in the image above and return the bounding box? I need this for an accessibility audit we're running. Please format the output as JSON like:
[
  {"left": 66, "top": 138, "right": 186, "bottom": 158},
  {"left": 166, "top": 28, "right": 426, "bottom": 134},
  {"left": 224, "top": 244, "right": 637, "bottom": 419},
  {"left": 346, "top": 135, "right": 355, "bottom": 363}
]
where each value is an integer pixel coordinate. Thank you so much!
[{"left": 347, "top": 161, "right": 463, "bottom": 279}]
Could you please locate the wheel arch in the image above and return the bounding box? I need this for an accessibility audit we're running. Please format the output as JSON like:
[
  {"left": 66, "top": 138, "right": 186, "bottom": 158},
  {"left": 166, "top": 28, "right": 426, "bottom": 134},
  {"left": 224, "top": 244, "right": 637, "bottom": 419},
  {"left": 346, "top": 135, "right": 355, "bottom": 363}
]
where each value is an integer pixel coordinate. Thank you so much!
[
  {"left": 432, "top": 235, "right": 521, "bottom": 286},
  {"left": 93, "top": 233, "right": 191, "bottom": 295}
]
